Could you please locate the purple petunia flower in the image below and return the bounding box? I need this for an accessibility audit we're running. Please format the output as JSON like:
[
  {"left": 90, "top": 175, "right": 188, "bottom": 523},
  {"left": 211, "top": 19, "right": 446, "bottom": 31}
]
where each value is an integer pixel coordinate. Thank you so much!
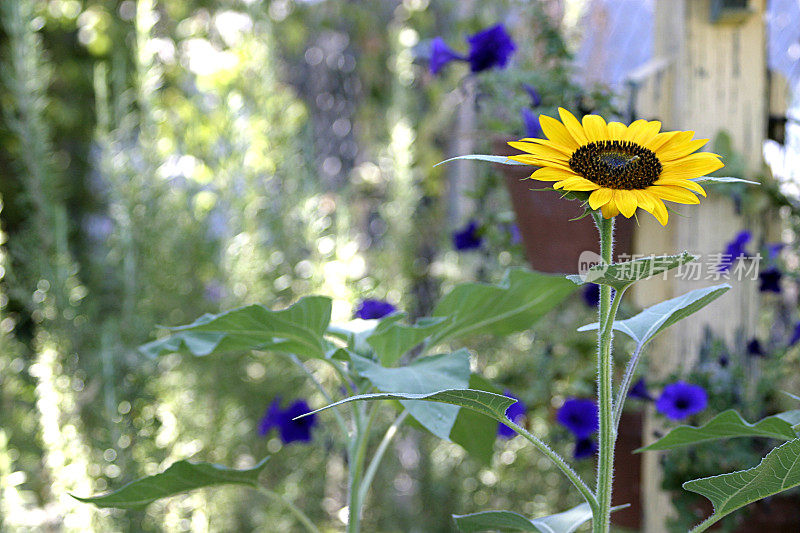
[
  {"left": 204, "top": 281, "right": 226, "bottom": 303},
  {"left": 259, "top": 398, "right": 317, "bottom": 444},
  {"left": 355, "top": 299, "right": 397, "bottom": 320},
  {"left": 746, "top": 338, "right": 765, "bottom": 357},
  {"left": 759, "top": 266, "right": 782, "bottom": 293},
  {"left": 628, "top": 378, "right": 654, "bottom": 401},
  {"left": 506, "top": 223, "right": 522, "bottom": 245},
  {"left": 766, "top": 243, "right": 785, "bottom": 261},
  {"left": 466, "top": 25, "right": 516, "bottom": 72},
  {"left": 522, "top": 108, "right": 543, "bottom": 138},
  {"left": 656, "top": 381, "right": 707, "bottom": 420},
  {"left": 717, "top": 230, "right": 751, "bottom": 272},
  {"left": 557, "top": 398, "right": 599, "bottom": 438},
  {"left": 498, "top": 390, "right": 526, "bottom": 439},
  {"left": 789, "top": 322, "right": 800, "bottom": 347},
  {"left": 523, "top": 83, "right": 542, "bottom": 107},
  {"left": 452, "top": 220, "right": 483, "bottom": 251},
  {"left": 573, "top": 437, "right": 598, "bottom": 460},
  {"left": 582, "top": 284, "right": 600, "bottom": 308},
  {"left": 429, "top": 37, "right": 464, "bottom": 75}
]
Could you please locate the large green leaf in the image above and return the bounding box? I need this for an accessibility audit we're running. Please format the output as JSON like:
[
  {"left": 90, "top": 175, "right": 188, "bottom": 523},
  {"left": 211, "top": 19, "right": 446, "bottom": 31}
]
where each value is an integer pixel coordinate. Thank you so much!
[
  {"left": 449, "top": 374, "right": 504, "bottom": 465},
  {"left": 453, "top": 503, "right": 628, "bottom": 533},
  {"left": 351, "top": 351, "right": 471, "bottom": 440},
  {"left": 364, "top": 269, "right": 575, "bottom": 363},
  {"left": 366, "top": 315, "right": 451, "bottom": 365},
  {"left": 578, "top": 284, "right": 730, "bottom": 346},
  {"left": 73, "top": 458, "right": 270, "bottom": 509},
  {"left": 302, "top": 389, "right": 517, "bottom": 429},
  {"left": 566, "top": 252, "right": 697, "bottom": 290},
  {"left": 683, "top": 438, "right": 800, "bottom": 529},
  {"left": 453, "top": 510, "right": 541, "bottom": 532},
  {"left": 139, "top": 296, "right": 331, "bottom": 359},
  {"left": 638, "top": 410, "right": 800, "bottom": 452},
  {"left": 428, "top": 268, "right": 577, "bottom": 346},
  {"left": 435, "top": 154, "right": 528, "bottom": 167}
]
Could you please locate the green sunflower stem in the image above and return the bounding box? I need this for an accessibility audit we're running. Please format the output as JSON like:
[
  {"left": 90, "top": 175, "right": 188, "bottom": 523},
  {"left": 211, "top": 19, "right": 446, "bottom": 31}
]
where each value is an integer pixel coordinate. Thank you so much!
[
  {"left": 593, "top": 214, "right": 617, "bottom": 533},
  {"left": 347, "top": 403, "right": 376, "bottom": 533}
]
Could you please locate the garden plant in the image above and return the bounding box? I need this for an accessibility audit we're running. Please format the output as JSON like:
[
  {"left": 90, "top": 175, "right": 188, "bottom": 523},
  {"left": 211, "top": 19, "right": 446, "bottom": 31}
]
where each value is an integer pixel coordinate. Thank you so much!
[{"left": 73, "top": 103, "right": 800, "bottom": 533}]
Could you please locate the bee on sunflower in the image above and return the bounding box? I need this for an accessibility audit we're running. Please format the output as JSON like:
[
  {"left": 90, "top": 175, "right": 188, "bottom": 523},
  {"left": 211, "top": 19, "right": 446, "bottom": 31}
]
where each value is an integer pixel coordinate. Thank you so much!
[{"left": 508, "top": 108, "right": 724, "bottom": 225}]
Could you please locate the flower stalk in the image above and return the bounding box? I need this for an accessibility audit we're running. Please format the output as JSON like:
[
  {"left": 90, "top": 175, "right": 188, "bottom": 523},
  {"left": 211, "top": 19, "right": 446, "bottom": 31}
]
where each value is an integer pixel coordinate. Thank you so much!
[
  {"left": 593, "top": 214, "right": 617, "bottom": 533},
  {"left": 347, "top": 403, "right": 376, "bottom": 533}
]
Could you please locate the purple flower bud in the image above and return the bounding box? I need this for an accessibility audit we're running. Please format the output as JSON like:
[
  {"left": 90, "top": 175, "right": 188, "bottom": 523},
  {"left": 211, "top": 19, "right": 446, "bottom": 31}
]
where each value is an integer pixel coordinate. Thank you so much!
[
  {"left": 497, "top": 390, "right": 526, "bottom": 439},
  {"left": 506, "top": 223, "right": 522, "bottom": 245},
  {"left": 746, "top": 338, "right": 765, "bottom": 357},
  {"left": 789, "top": 322, "right": 800, "bottom": 348},
  {"left": 759, "top": 267, "right": 782, "bottom": 293},
  {"left": 628, "top": 378, "right": 653, "bottom": 401},
  {"left": 522, "top": 108, "right": 543, "bottom": 139},
  {"left": 355, "top": 299, "right": 397, "bottom": 320},
  {"left": 523, "top": 83, "right": 542, "bottom": 107},
  {"left": 766, "top": 243, "right": 784, "bottom": 261},
  {"left": 573, "top": 437, "right": 598, "bottom": 460},
  {"left": 716, "top": 230, "right": 751, "bottom": 272},
  {"left": 452, "top": 220, "right": 483, "bottom": 251},
  {"left": 582, "top": 285, "right": 600, "bottom": 308},
  {"left": 429, "top": 37, "right": 465, "bottom": 75}
]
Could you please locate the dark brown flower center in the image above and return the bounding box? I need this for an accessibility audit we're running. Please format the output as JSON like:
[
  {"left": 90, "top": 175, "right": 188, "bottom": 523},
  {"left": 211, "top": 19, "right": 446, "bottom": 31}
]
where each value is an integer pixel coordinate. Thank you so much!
[{"left": 568, "top": 140, "right": 662, "bottom": 189}]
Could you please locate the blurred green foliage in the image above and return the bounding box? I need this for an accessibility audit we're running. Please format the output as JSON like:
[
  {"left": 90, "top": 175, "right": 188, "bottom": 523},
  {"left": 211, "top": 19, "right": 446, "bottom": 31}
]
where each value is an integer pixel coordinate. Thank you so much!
[{"left": 0, "top": 1, "right": 625, "bottom": 531}]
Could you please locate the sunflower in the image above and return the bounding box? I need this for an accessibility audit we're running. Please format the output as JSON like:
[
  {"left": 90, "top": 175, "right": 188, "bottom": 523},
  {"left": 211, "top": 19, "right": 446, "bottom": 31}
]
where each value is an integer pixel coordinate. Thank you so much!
[{"left": 508, "top": 108, "right": 724, "bottom": 225}]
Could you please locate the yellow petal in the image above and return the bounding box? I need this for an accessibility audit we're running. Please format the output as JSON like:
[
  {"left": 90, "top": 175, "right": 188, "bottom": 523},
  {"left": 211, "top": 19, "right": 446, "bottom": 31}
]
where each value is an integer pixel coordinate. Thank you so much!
[
  {"left": 553, "top": 177, "right": 600, "bottom": 191},
  {"left": 558, "top": 107, "right": 588, "bottom": 146},
  {"left": 632, "top": 190, "right": 667, "bottom": 225},
  {"left": 623, "top": 119, "right": 648, "bottom": 141},
  {"left": 649, "top": 196, "right": 669, "bottom": 225},
  {"left": 516, "top": 137, "right": 574, "bottom": 156},
  {"left": 654, "top": 130, "right": 695, "bottom": 155},
  {"left": 614, "top": 190, "right": 638, "bottom": 218},
  {"left": 632, "top": 190, "right": 655, "bottom": 212},
  {"left": 509, "top": 154, "right": 575, "bottom": 171},
  {"left": 645, "top": 131, "right": 678, "bottom": 151},
  {"left": 661, "top": 154, "right": 724, "bottom": 179},
  {"left": 601, "top": 201, "right": 620, "bottom": 219},
  {"left": 648, "top": 185, "right": 701, "bottom": 204},
  {"left": 607, "top": 121, "right": 626, "bottom": 140},
  {"left": 528, "top": 166, "right": 578, "bottom": 182},
  {"left": 508, "top": 140, "right": 571, "bottom": 162},
  {"left": 630, "top": 120, "right": 661, "bottom": 146},
  {"left": 588, "top": 188, "right": 613, "bottom": 210},
  {"left": 582, "top": 114, "right": 608, "bottom": 142},
  {"left": 653, "top": 178, "right": 707, "bottom": 197},
  {"left": 539, "top": 114, "right": 580, "bottom": 150},
  {"left": 657, "top": 138, "right": 710, "bottom": 161}
]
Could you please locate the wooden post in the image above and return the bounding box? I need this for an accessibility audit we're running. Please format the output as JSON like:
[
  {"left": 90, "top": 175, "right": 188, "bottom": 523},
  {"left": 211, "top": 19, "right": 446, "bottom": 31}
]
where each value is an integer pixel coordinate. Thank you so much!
[{"left": 630, "top": 1, "right": 769, "bottom": 531}]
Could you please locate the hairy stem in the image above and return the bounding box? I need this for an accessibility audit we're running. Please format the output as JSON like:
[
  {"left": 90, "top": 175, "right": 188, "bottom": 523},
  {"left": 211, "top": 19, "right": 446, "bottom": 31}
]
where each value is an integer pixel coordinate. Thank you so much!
[
  {"left": 689, "top": 515, "right": 721, "bottom": 533},
  {"left": 347, "top": 404, "right": 376, "bottom": 533},
  {"left": 593, "top": 215, "right": 616, "bottom": 533},
  {"left": 357, "top": 410, "right": 409, "bottom": 507},
  {"left": 505, "top": 420, "right": 598, "bottom": 511}
]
